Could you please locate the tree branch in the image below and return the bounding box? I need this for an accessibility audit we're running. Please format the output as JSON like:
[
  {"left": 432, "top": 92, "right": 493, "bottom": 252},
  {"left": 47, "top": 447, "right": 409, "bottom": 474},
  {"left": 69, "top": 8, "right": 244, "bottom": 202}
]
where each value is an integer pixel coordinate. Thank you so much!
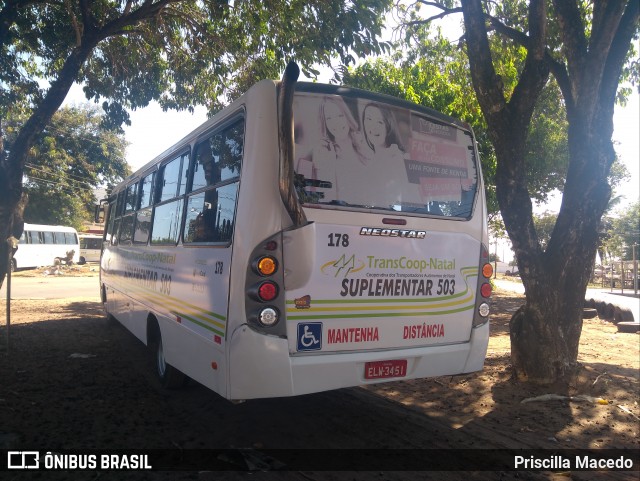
[
  {"left": 508, "top": 0, "right": 549, "bottom": 123},
  {"left": 584, "top": 1, "right": 627, "bottom": 101},
  {"left": 461, "top": 0, "right": 505, "bottom": 116},
  {"left": 405, "top": 0, "right": 462, "bottom": 26},
  {"left": 590, "top": 1, "right": 627, "bottom": 56},
  {"left": 98, "top": 0, "right": 177, "bottom": 42},
  {"left": 64, "top": 0, "right": 82, "bottom": 46},
  {"left": 599, "top": 0, "right": 639, "bottom": 106},
  {"left": 552, "top": 0, "right": 588, "bottom": 86},
  {"left": 123, "top": 0, "right": 133, "bottom": 16},
  {"left": 78, "top": 0, "right": 93, "bottom": 34}
]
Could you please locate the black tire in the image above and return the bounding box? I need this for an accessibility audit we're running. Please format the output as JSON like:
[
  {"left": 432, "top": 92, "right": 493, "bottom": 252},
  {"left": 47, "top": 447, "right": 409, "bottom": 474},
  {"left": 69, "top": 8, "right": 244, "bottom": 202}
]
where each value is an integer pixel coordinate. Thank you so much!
[
  {"left": 79, "top": 256, "right": 86, "bottom": 265},
  {"left": 152, "top": 328, "right": 187, "bottom": 389}
]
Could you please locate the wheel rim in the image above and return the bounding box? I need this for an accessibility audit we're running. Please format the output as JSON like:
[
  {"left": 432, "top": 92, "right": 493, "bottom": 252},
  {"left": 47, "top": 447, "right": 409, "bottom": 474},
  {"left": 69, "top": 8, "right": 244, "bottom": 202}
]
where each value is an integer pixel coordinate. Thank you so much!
[{"left": 156, "top": 337, "right": 167, "bottom": 378}]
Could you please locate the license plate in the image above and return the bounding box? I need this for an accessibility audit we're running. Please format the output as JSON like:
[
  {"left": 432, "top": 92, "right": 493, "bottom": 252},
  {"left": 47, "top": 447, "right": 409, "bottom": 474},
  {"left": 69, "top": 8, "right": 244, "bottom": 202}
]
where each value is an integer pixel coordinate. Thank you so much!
[{"left": 364, "top": 360, "right": 407, "bottom": 380}]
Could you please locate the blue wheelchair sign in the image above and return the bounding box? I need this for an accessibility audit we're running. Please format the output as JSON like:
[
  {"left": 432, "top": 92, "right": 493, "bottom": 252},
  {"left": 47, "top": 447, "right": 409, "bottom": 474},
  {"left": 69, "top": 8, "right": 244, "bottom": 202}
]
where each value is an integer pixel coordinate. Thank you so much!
[{"left": 297, "top": 322, "right": 323, "bottom": 351}]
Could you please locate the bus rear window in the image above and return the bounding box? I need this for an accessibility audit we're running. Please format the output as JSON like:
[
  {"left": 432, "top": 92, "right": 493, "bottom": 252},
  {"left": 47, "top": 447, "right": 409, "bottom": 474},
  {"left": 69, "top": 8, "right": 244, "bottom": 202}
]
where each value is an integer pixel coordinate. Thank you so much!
[{"left": 293, "top": 93, "right": 478, "bottom": 218}]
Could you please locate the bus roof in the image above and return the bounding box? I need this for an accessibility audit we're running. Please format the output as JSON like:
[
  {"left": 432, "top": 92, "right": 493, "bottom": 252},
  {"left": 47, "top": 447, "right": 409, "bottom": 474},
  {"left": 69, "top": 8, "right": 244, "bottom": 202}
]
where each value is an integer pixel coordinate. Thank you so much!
[{"left": 23, "top": 223, "right": 78, "bottom": 232}]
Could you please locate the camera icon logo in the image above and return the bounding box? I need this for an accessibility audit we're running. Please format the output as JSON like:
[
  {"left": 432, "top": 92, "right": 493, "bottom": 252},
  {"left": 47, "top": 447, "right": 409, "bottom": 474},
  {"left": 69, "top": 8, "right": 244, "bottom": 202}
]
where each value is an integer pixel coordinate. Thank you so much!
[{"left": 7, "top": 451, "right": 40, "bottom": 469}]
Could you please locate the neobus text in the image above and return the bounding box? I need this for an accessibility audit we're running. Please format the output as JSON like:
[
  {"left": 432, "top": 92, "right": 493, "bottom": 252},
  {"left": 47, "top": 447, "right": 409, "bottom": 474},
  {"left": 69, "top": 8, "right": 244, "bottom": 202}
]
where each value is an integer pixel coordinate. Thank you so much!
[{"left": 360, "top": 227, "right": 426, "bottom": 239}]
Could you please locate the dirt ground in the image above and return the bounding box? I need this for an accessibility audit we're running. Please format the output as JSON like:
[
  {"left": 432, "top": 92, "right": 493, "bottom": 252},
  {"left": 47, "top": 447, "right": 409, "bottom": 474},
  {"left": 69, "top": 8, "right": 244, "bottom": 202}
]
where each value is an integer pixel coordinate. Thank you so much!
[{"left": 0, "top": 267, "right": 639, "bottom": 480}]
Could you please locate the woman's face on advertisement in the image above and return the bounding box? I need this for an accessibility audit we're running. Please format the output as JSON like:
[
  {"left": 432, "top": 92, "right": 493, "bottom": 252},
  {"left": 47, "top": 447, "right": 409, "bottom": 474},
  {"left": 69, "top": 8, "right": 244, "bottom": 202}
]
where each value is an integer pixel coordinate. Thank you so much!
[
  {"left": 363, "top": 105, "right": 387, "bottom": 149},
  {"left": 324, "top": 101, "right": 350, "bottom": 140}
]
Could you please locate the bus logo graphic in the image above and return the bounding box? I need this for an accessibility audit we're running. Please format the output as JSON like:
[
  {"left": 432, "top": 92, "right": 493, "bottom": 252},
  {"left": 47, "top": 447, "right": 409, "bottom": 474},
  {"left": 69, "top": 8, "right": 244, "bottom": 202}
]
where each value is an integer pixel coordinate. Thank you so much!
[
  {"left": 7, "top": 451, "right": 39, "bottom": 469},
  {"left": 320, "top": 254, "right": 364, "bottom": 278},
  {"left": 297, "top": 323, "right": 322, "bottom": 351}
]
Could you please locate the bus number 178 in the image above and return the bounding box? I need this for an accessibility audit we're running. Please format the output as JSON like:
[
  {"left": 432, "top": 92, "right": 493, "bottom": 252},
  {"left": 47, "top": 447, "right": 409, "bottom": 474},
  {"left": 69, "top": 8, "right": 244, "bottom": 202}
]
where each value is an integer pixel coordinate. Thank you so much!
[{"left": 328, "top": 233, "right": 349, "bottom": 247}]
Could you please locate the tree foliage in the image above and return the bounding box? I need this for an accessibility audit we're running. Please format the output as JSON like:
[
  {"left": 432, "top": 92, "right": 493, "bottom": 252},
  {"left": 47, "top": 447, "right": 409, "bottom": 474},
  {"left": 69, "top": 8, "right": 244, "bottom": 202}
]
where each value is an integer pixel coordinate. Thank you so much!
[
  {"left": 5, "top": 104, "right": 129, "bottom": 229},
  {"left": 604, "top": 201, "right": 640, "bottom": 261},
  {"left": 532, "top": 211, "right": 557, "bottom": 251},
  {"left": 0, "top": 0, "right": 392, "bottom": 286}
]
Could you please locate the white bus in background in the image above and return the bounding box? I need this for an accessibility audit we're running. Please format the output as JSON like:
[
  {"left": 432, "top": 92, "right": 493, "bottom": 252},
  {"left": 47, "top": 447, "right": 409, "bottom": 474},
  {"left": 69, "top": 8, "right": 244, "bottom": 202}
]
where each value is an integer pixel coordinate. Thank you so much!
[
  {"left": 78, "top": 234, "right": 103, "bottom": 264},
  {"left": 98, "top": 62, "right": 492, "bottom": 401},
  {"left": 13, "top": 223, "right": 80, "bottom": 271}
]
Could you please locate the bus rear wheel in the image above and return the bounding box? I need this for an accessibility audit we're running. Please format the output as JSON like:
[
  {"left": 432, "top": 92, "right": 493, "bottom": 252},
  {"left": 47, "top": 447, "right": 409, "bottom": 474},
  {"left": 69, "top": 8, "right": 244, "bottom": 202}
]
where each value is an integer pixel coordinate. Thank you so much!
[{"left": 150, "top": 325, "right": 186, "bottom": 389}]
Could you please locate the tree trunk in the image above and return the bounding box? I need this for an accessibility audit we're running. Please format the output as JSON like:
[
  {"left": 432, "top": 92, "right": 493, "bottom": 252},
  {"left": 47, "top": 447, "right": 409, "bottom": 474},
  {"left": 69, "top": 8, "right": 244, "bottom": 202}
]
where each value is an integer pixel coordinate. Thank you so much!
[
  {"left": 0, "top": 120, "right": 25, "bottom": 290},
  {"left": 460, "top": 0, "right": 637, "bottom": 386},
  {"left": 505, "top": 102, "right": 614, "bottom": 385}
]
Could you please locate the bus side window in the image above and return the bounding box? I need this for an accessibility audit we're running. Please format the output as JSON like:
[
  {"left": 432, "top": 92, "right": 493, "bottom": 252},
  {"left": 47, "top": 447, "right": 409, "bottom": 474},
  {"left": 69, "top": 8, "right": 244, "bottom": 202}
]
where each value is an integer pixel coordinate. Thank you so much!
[
  {"left": 184, "top": 118, "right": 243, "bottom": 244},
  {"left": 151, "top": 152, "right": 188, "bottom": 245},
  {"left": 67, "top": 232, "right": 78, "bottom": 245},
  {"left": 111, "top": 191, "right": 126, "bottom": 246},
  {"left": 157, "top": 155, "right": 183, "bottom": 203},
  {"left": 119, "top": 182, "right": 138, "bottom": 245},
  {"left": 105, "top": 200, "right": 117, "bottom": 245},
  {"left": 134, "top": 172, "right": 155, "bottom": 244},
  {"left": 124, "top": 182, "right": 138, "bottom": 213}
]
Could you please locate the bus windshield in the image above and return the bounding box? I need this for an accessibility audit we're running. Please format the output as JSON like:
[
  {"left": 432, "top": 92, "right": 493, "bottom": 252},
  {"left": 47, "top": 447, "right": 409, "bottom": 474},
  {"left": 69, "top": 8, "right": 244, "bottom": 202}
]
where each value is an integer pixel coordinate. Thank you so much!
[{"left": 293, "top": 91, "right": 478, "bottom": 218}]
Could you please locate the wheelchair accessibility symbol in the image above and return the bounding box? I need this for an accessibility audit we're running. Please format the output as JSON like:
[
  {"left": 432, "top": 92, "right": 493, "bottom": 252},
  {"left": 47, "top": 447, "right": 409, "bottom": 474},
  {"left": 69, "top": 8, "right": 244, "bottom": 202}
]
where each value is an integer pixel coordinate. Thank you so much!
[{"left": 297, "top": 322, "right": 322, "bottom": 351}]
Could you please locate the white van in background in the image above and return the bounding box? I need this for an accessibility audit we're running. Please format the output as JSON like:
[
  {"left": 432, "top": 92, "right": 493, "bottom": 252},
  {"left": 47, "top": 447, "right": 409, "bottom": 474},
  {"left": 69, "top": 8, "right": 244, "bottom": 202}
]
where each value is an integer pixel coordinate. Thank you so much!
[
  {"left": 78, "top": 234, "right": 103, "bottom": 264},
  {"left": 13, "top": 223, "right": 80, "bottom": 271}
]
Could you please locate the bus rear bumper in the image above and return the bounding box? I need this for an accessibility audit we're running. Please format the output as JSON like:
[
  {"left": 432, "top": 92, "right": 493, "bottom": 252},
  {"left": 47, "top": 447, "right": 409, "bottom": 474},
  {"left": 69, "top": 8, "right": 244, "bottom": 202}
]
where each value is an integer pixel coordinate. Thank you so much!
[{"left": 229, "top": 321, "right": 489, "bottom": 401}]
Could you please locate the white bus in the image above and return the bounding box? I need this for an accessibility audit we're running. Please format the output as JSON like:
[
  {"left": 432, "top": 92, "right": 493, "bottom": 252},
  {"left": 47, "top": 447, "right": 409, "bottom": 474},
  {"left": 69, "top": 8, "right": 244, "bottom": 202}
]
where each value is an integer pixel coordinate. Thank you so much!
[
  {"left": 13, "top": 223, "right": 80, "bottom": 271},
  {"left": 78, "top": 234, "right": 103, "bottom": 264},
  {"left": 99, "top": 63, "right": 492, "bottom": 401}
]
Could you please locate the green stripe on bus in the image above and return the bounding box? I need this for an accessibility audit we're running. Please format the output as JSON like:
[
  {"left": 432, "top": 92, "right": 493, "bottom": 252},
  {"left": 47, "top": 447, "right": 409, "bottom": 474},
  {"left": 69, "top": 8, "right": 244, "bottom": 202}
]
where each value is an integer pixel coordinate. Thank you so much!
[{"left": 171, "top": 311, "right": 225, "bottom": 337}]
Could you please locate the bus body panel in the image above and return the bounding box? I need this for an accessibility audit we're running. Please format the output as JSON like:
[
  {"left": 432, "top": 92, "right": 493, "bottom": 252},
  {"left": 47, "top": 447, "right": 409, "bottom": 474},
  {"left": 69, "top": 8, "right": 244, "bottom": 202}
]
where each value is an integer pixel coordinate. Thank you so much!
[
  {"left": 100, "top": 80, "right": 282, "bottom": 398},
  {"left": 101, "top": 243, "right": 232, "bottom": 345},
  {"left": 283, "top": 221, "right": 481, "bottom": 354},
  {"left": 229, "top": 319, "right": 489, "bottom": 399}
]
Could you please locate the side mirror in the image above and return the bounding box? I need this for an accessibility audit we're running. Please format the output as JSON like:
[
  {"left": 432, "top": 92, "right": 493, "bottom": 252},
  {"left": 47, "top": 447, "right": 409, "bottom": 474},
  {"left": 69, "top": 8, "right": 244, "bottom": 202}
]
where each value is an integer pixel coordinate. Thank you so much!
[{"left": 94, "top": 199, "right": 108, "bottom": 223}]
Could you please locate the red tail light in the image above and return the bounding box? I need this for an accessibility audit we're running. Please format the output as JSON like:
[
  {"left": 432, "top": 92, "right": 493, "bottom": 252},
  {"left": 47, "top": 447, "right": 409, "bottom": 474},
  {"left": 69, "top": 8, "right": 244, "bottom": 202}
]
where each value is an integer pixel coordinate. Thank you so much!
[{"left": 258, "top": 281, "right": 278, "bottom": 302}]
